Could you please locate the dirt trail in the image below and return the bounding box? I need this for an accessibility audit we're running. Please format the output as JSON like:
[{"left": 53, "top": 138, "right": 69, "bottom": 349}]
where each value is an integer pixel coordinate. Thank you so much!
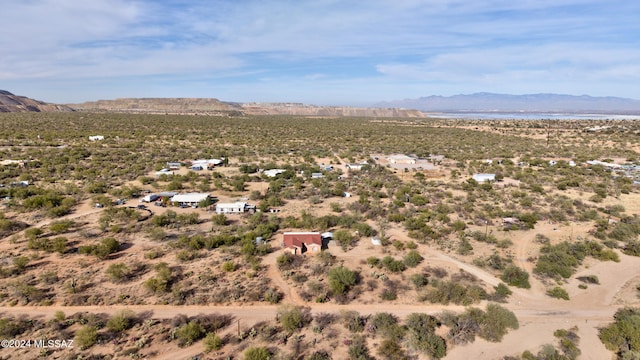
[{"left": 263, "top": 249, "right": 306, "bottom": 305}]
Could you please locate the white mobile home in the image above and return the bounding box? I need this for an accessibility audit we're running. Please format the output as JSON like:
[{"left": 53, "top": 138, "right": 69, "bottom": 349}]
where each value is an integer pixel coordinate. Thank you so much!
[
  {"left": 216, "top": 201, "right": 249, "bottom": 214},
  {"left": 472, "top": 173, "right": 496, "bottom": 183},
  {"left": 170, "top": 193, "right": 211, "bottom": 207}
]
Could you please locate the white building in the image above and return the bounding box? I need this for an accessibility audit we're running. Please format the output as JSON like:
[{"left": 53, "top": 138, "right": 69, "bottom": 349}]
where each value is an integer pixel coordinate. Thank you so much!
[
  {"left": 89, "top": 135, "right": 104, "bottom": 141},
  {"left": 216, "top": 201, "right": 249, "bottom": 214},
  {"left": 192, "top": 159, "right": 223, "bottom": 168},
  {"left": 387, "top": 154, "right": 416, "bottom": 164},
  {"left": 170, "top": 193, "right": 211, "bottom": 207},
  {"left": 263, "top": 169, "right": 286, "bottom": 177},
  {"left": 472, "top": 173, "right": 496, "bottom": 183}
]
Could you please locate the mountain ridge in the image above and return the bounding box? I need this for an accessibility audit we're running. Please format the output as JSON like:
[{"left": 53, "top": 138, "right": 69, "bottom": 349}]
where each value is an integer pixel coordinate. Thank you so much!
[
  {"left": 375, "top": 93, "right": 640, "bottom": 113},
  {"left": 0, "top": 90, "right": 74, "bottom": 113}
]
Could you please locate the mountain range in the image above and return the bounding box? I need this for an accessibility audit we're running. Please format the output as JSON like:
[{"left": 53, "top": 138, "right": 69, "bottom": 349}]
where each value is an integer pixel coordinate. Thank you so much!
[
  {"left": 375, "top": 93, "right": 640, "bottom": 114},
  {"left": 3, "top": 90, "right": 640, "bottom": 116}
]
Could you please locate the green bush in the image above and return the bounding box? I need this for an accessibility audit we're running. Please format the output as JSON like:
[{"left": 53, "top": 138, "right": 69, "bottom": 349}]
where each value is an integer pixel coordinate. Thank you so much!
[
  {"left": 500, "top": 265, "right": 531, "bottom": 289},
  {"left": 546, "top": 287, "right": 570, "bottom": 300},
  {"left": 403, "top": 250, "right": 423, "bottom": 268},
  {"left": 105, "top": 263, "right": 131, "bottom": 283},
  {"left": 175, "top": 321, "right": 205, "bottom": 346},
  {"left": 107, "top": 310, "right": 135, "bottom": 333},
  {"left": 405, "top": 313, "right": 446, "bottom": 359},
  {"left": 599, "top": 307, "right": 640, "bottom": 357},
  {"left": 243, "top": 346, "right": 271, "bottom": 360},
  {"left": 328, "top": 266, "right": 357, "bottom": 295},
  {"left": 278, "top": 305, "right": 311, "bottom": 333},
  {"left": 203, "top": 332, "right": 223, "bottom": 352},
  {"left": 74, "top": 325, "right": 98, "bottom": 350}
]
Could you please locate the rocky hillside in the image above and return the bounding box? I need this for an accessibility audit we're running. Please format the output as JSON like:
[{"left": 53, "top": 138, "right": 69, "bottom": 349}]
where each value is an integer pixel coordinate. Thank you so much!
[
  {"left": 0, "top": 90, "right": 73, "bottom": 112},
  {"left": 69, "top": 97, "right": 243, "bottom": 115},
  {"left": 240, "top": 102, "right": 424, "bottom": 117},
  {"left": 70, "top": 98, "right": 424, "bottom": 117}
]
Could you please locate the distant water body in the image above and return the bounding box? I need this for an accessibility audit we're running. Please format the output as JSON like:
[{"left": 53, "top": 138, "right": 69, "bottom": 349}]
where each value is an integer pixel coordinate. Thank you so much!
[{"left": 424, "top": 112, "right": 640, "bottom": 120}]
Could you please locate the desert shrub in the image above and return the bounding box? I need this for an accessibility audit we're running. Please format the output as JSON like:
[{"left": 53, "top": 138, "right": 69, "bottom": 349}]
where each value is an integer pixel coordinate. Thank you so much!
[
  {"left": 410, "top": 273, "right": 429, "bottom": 289},
  {"left": 107, "top": 310, "right": 136, "bottom": 333},
  {"left": 348, "top": 336, "right": 374, "bottom": 360},
  {"left": 78, "top": 237, "right": 120, "bottom": 260},
  {"left": 143, "top": 262, "right": 173, "bottom": 294},
  {"left": 420, "top": 279, "right": 486, "bottom": 305},
  {"left": 105, "top": 263, "right": 131, "bottom": 283},
  {"left": 334, "top": 229, "right": 355, "bottom": 249},
  {"left": 74, "top": 325, "right": 98, "bottom": 350},
  {"left": 175, "top": 321, "right": 205, "bottom": 346},
  {"left": 243, "top": 346, "right": 271, "bottom": 360},
  {"left": 403, "top": 250, "right": 423, "bottom": 267},
  {"left": 370, "top": 313, "right": 404, "bottom": 341},
  {"left": 377, "top": 339, "right": 406, "bottom": 360},
  {"left": 328, "top": 266, "right": 357, "bottom": 295},
  {"left": 278, "top": 305, "right": 311, "bottom": 333},
  {"left": 576, "top": 275, "right": 600, "bottom": 284},
  {"left": 599, "top": 307, "right": 640, "bottom": 358},
  {"left": 381, "top": 256, "right": 405, "bottom": 273},
  {"left": 380, "top": 288, "right": 397, "bottom": 301},
  {"left": 500, "top": 265, "right": 531, "bottom": 289},
  {"left": 405, "top": 313, "right": 445, "bottom": 358},
  {"left": 342, "top": 311, "right": 366, "bottom": 333},
  {"left": 0, "top": 317, "right": 33, "bottom": 337},
  {"left": 479, "top": 303, "right": 519, "bottom": 342},
  {"left": 221, "top": 261, "right": 236, "bottom": 272},
  {"left": 203, "top": 332, "right": 223, "bottom": 352},
  {"left": 547, "top": 287, "right": 570, "bottom": 300},
  {"left": 490, "top": 283, "right": 513, "bottom": 302},
  {"left": 12, "top": 256, "right": 29, "bottom": 273},
  {"left": 535, "top": 240, "right": 618, "bottom": 280}
]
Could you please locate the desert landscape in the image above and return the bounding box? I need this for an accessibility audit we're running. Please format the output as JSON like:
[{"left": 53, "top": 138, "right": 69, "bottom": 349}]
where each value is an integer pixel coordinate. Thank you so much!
[{"left": 0, "top": 101, "right": 638, "bottom": 360}]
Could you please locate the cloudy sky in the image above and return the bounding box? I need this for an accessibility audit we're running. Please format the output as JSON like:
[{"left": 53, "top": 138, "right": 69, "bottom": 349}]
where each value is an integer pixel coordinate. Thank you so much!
[{"left": 2, "top": 0, "right": 639, "bottom": 104}]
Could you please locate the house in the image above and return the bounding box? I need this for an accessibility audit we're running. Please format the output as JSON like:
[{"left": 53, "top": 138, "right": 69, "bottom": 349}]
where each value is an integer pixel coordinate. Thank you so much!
[
  {"left": 216, "top": 201, "right": 251, "bottom": 214},
  {"left": 263, "top": 169, "right": 286, "bottom": 178},
  {"left": 282, "top": 232, "right": 323, "bottom": 254},
  {"left": 89, "top": 135, "right": 104, "bottom": 141},
  {"left": 167, "top": 162, "right": 181, "bottom": 170},
  {"left": 170, "top": 193, "right": 211, "bottom": 207},
  {"left": 387, "top": 154, "right": 416, "bottom": 164},
  {"left": 472, "top": 173, "right": 496, "bottom": 183}
]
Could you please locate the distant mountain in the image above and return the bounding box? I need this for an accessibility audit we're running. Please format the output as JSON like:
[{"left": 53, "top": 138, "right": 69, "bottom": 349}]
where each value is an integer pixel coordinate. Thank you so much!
[
  {"left": 70, "top": 98, "right": 424, "bottom": 117},
  {"left": 0, "top": 90, "right": 73, "bottom": 113},
  {"left": 375, "top": 93, "right": 640, "bottom": 114}
]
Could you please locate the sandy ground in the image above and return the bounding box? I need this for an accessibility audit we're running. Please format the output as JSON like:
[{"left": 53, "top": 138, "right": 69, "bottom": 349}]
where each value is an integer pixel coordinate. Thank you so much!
[{"left": 2, "top": 169, "right": 640, "bottom": 359}]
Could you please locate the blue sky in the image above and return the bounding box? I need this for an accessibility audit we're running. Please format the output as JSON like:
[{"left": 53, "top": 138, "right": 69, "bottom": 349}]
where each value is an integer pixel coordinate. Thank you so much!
[{"left": 1, "top": 0, "right": 639, "bottom": 105}]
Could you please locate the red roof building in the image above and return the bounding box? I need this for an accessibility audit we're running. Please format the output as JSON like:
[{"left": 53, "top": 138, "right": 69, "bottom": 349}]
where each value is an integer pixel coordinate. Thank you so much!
[{"left": 282, "top": 232, "right": 323, "bottom": 254}]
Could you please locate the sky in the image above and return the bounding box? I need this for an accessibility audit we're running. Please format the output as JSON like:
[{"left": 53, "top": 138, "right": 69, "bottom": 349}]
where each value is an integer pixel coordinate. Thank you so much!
[{"left": 1, "top": 0, "right": 639, "bottom": 105}]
